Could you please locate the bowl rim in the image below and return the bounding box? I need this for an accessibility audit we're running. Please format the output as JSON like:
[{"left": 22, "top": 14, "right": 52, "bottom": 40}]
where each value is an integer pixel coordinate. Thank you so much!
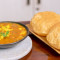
[{"left": 0, "top": 21, "right": 29, "bottom": 45}]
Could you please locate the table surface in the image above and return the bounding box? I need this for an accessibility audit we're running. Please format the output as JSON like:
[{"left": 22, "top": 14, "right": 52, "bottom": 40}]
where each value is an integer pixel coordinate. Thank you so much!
[{"left": 19, "top": 21, "right": 60, "bottom": 60}]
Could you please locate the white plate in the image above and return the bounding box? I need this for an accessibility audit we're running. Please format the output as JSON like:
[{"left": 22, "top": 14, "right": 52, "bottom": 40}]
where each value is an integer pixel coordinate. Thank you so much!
[{"left": 0, "top": 36, "right": 32, "bottom": 60}]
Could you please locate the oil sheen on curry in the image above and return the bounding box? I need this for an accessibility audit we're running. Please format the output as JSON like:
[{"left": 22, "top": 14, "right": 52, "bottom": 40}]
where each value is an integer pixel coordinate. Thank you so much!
[{"left": 0, "top": 23, "right": 27, "bottom": 44}]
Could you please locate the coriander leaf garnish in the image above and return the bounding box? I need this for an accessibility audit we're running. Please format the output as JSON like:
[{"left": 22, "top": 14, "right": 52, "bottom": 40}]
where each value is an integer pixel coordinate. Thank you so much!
[
  {"left": 5, "top": 31, "right": 9, "bottom": 36},
  {"left": 0, "top": 32, "right": 6, "bottom": 37},
  {"left": 0, "top": 31, "right": 9, "bottom": 37}
]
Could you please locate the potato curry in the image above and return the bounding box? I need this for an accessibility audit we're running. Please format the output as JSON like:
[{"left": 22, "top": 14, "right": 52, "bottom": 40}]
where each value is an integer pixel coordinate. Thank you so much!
[{"left": 0, "top": 23, "right": 27, "bottom": 44}]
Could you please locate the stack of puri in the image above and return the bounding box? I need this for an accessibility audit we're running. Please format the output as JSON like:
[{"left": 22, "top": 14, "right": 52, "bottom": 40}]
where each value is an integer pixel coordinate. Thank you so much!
[{"left": 30, "top": 11, "right": 60, "bottom": 50}]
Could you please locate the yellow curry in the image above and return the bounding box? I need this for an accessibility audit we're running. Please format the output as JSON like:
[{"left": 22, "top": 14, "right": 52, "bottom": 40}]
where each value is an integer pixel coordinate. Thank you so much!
[{"left": 0, "top": 23, "right": 27, "bottom": 44}]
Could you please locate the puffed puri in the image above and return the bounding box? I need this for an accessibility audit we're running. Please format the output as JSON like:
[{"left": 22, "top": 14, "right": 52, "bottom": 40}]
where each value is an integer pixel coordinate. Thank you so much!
[
  {"left": 46, "top": 23, "right": 60, "bottom": 50},
  {"left": 30, "top": 11, "right": 60, "bottom": 36}
]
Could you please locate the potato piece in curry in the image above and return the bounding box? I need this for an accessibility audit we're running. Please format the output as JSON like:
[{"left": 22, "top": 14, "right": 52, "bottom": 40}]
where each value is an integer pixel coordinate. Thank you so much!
[{"left": 0, "top": 23, "right": 27, "bottom": 44}]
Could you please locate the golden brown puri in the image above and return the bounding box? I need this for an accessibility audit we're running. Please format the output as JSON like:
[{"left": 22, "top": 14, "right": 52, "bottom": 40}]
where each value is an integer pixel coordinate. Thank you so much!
[
  {"left": 30, "top": 11, "right": 60, "bottom": 36},
  {"left": 46, "top": 23, "right": 60, "bottom": 50}
]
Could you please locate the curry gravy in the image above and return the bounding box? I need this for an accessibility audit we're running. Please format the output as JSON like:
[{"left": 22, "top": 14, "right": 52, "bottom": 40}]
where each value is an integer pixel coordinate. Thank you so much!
[{"left": 0, "top": 23, "right": 27, "bottom": 44}]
